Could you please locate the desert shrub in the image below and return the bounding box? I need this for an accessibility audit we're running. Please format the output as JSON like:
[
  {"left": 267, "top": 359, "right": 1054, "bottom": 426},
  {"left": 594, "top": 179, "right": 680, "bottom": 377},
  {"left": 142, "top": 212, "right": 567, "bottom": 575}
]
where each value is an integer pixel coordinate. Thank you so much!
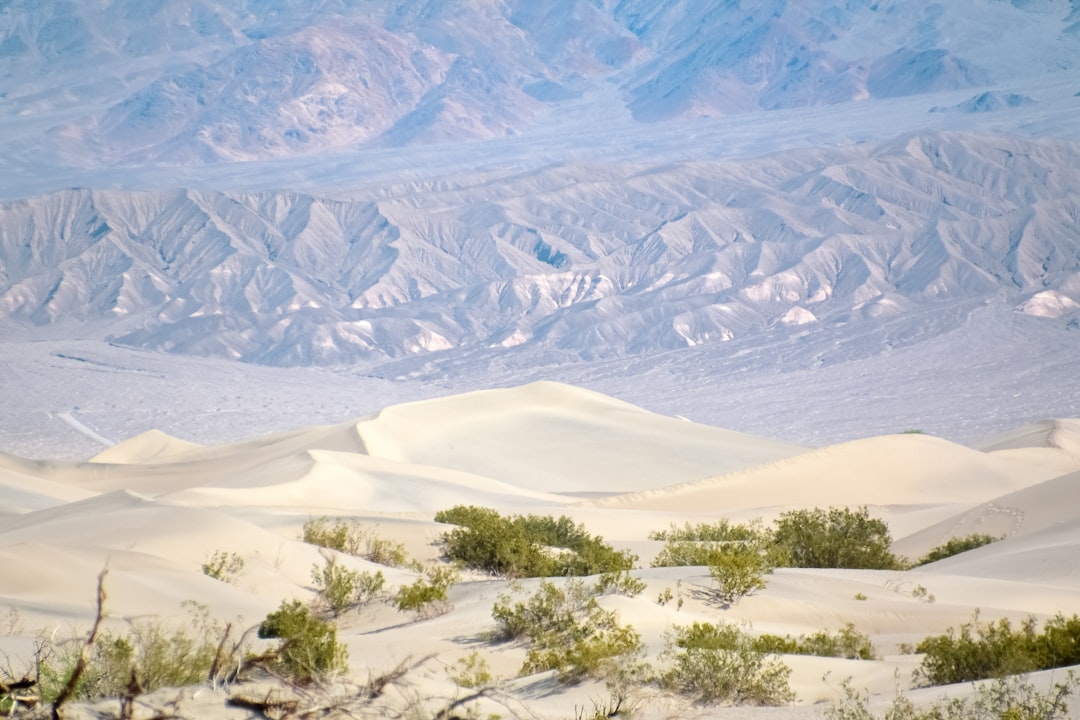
[
  {"left": 258, "top": 600, "right": 347, "bottom": 683},
  {"left": 707, "top": 544, "right": 772, "bottom": 606},
  {"left": 917, "top": 534, "right": 1000, "bottom": 566},
  {"left": 651, "top": 519, "right": 775, "bottom": 568},
  {"left": 593, "top": 569, "right": 647, "bottom": 598},
  {"left": 650, "top": 519, "right": 769, "bottom": 543},
  {"left": 32, "top": 603, "right": 231, "bottom": 703},
  {"left": 660, "top": 621, "right": 794, "bottom": 705},
  {"left": 915, "top": 612, "right": 1080, "bottom": 686},
  {"left": 202, "top": 550, "right": 244, "bottom": 583},
  {"left": 393, "top": 565, "right": 459, "bottom": 618},
  {"left": 792, "top": 623, "right": 875, "bottom": 659},
  {"left": 303, "top": 517, "right": 363, "bottom": 554},
  {"left": 771, "top": 506, "right": 905, "bottom": 570},
  {"left": 436, "top": 505, "right": 635, "bottom": 578},
  {"left": 491, "top": 579, "right": 594, "bottom": 642},
  {"left": 447, "top": 650, "right": 494, "bottom": 689},
  {"left": 825, "top": 673, "right": 1076, "bottom": 720},
  {"left": 490, "top": 579, "right": 645, "bottom": 683},
  {"left": 363, "top": 534, "right": 415, "bottom": 569},
  {"left": 310, "top": 554, "right": 385, "bottom": 616},
  {"left": 303, "top": 518, "right": 416, "bottom": 568}
]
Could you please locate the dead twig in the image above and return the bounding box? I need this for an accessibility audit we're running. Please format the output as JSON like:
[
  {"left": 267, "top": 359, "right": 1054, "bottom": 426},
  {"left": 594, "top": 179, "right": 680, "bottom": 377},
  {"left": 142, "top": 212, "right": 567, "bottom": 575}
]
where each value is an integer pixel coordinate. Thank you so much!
[{"left": 51, "top": 569, "right": 108, "bottom": 720}]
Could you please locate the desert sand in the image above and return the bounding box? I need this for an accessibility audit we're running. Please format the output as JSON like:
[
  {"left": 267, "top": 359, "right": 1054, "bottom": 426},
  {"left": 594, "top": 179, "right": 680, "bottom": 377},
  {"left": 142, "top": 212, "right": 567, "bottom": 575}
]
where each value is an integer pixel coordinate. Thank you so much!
[{"left": 1, "top": 381, "right": 1078, "bottom": 719}]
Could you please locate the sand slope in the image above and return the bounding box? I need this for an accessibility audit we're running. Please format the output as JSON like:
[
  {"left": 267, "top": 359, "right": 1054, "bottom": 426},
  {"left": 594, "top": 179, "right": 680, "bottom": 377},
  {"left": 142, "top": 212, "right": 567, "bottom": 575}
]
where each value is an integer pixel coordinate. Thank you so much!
[
  {"left": 588, "top": 433, "right": 1061, "bottom": 514},
  {"left": 0, "top": 383, "right": 1077, "bottom": 719}
]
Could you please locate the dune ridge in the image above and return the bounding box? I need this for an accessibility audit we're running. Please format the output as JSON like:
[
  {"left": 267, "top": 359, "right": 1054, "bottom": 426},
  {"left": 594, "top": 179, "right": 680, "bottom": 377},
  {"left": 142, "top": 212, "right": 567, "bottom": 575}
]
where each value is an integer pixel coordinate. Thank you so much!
[{"left": 0, "top": 382, "right": 1078, "bottom": 719}]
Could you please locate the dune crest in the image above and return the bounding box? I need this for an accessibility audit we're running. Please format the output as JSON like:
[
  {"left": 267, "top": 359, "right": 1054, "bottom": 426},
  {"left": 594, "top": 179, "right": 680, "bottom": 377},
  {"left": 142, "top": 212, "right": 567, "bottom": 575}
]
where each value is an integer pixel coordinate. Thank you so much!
[{"left": 1, "top": 384, "right": 1078, "bottom": 719}]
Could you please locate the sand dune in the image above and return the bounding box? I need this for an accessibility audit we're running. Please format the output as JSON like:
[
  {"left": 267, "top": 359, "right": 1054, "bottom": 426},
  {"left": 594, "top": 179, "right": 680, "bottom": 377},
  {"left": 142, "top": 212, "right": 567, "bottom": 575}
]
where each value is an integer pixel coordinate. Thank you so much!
[
  {"left": 349, "top": 381, "right": 808, "bottom": 494},
  {"left": 589, "top": 433, "right": 1063, "bottom": 514},
  {"left": 894, "top": 470, "right": 1080, "bottom": 559},
  {"left": 0, "top": 384, "right": 1078, "bottom": 719},
  {"left": 90, "top": 429, "right": 203, "bottom": 465}
]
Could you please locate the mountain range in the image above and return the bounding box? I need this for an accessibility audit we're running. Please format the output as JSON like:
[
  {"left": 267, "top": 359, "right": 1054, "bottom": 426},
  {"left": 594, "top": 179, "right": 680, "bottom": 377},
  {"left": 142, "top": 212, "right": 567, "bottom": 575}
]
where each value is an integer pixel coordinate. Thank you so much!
[{"left": 1, "top": 0, "right": 1079, "bottom": 453}]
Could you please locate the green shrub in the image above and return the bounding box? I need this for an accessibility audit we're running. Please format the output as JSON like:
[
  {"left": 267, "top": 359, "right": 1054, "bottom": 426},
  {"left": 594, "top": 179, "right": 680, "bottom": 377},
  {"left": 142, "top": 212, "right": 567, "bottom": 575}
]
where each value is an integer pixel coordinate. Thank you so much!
[
  {"left": 303, "top": 517, "right": 362, "bottom": 554},
  {"left": 32, "top": 603, "right": 232, "bottom": 703},
  {"left": 771, "top": 506, "right": 905, "bottom": 570},
  {"left": 671, "top": 622, "right": 874, "bottom": 661},
  {"left": 650, "top": 519, "right": 774, "bottom": 569},
  {"left": 593, "top": 570, "right": 647, "bottom": 598},
  {"left": 393, "top": 565, "right": 459, "bottom": 619},
  {"left": 310, "top": 554, "right": 386, "bottom": 616},
  {"left": 915, "top": 612, "right": 1080, "bottom": 686},
  {"left": 258, "top": 600, "right": 347, "bottom": 683},
  {"left": 917, "top": 534, "right": 1000, "bottom": 566},
  {"left": 649, "top": 519, "right": 769, "bottom": 543},
  {"left": 201, "top": 550, "right": 244, "bottom": 583},
  {"left": 825, "top": 673, "right": 1076, "bottom": 720},
  {"left": 707, "top": 544, "right": 772, "bottom": 606},
  {"left": 791, "top": 623, "right": 875, "bottom": 660},
  {"left": 660, "top": 621, "right": 794, "bottom": 705},
  {"left": 490, "top": 579, "right": 645, "bottom": 683},
  {"left": 436, "top": 505, "right": 635, "bottom": 578},
  {"left": 447, "top": 650, "right": 494, "bottom": 689},
  {"left": 302, "top": 518, "right": 417, "bottom": 569}
]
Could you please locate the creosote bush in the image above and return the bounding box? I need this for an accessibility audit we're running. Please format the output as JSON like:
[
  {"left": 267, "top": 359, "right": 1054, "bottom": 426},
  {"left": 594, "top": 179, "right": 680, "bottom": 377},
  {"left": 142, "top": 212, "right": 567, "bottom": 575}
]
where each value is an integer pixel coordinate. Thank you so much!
[
  {"left": 490, "top": 578, "right": 645, "bottom": 683},
  {"left": 915, "top": 612, "right": 1080, "bottom": 686},
  {"left": 435, "top": 505, "right": 635, "bottom": 578},
  {"left": 771, "top": 506, "right": 905, "bottom": 570},
  {"left": 22, "top": 601, "right": 241, "bottom": 706},
  {"left": 393, "top": 565, "right": 460, "bottom": 619},
  {"left": 302, "top": 517, "right": 416, "bottom": 569},
  {"left": 753, "top": 623, "right": 875, "bottom": 659},
  {"left": 660, "top": 621, "right": 795, "bottom": 705},
  {"left": 258, "top": 599, "right": 348, "bottom": 683},
  {"left": 201, "top": 550, "right": 244, "bottom": 583},
  {"left": 707, "top": 544, "right": 772, "bottom": 606},
  {"left": 310, "top": 553, "right": 386, "bottom": 616},
  {"left": 825, "top": 672, "right": 1076, "bottom": 720},
  {"left": 447, "top": 650, "right": 494, "bottom": 689},
  {"left": 917, "top": 534, "right": 1000, "bottom": 566}
]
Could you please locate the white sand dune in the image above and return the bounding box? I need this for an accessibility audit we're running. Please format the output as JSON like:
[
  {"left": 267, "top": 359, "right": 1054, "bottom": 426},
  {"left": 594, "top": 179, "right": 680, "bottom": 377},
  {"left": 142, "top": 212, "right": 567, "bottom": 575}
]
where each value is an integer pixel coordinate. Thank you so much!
[
  {"left": 349, "top": 381, "right": 808, "bottom": 494},
  {"left": 90, "top": 429, "right": 203, "bottom": 465},
  {"left": 894, "top": 470, "right": 1080, "bottom": 558},
  {"left": 915, "top": 517, "right": 1080, "bottom": 588},
  {"left": 588, "top": 433, "right": 1063, "bottom": 514},
  {"left": 0, "top": 384, "right": 1077, "bottom": 719},
  {"left": 165, "top": 448, "right": 573, "bottom": 513}
]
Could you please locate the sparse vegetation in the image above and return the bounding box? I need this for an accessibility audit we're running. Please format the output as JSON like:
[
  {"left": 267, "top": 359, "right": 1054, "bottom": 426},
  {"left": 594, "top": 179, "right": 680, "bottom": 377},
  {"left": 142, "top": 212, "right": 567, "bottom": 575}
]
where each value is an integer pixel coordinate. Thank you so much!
[
  {"left": 258, "top": 599, "right": 348, "bottom": 683},
  {"left": 490, "top": 578, "right": 645, "bottom": 683},
  {"left": 915, "top": 612, "right": 1080, "bottom": 686},
  {"left": 393, "top": 565, "right": 460, "bottom": 619},
  {"left": 593, "top": 569, "right": 647, "bottom": 598},
  {"left": 825, "top": 673, "right": 1076, "bottom": 720},
  {"left": 771, "top": 506, "right": 906, "bottom": 570},
  {"left": 201, "top": 550, "right": 245, "bottom": 583},
  {"left": 659, "top": 621, "right": 795, "bottom": 705},
  {"left": 917, "top": 534, "right": 1000, "bottom": 566},
  {"left": 707, "top": 543, "right": 772, "bottom": 606},
  {"left": 0, "top": 575, "right": 247, "bottom": 717},
  {"left": 435, "top": 505, "right": 636, "bottom": 578},
  {"left": 753, "top": 623, "right": 875, "bottom": 659},
  {"left": 310, "top": 552, "right": 386, "bottom": 616},
  {"left": 447, "top": 650, "right": 494, "bottom": 689},
  {"left": 302, "top": 517, "right": 417, "bottom": 568}
]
